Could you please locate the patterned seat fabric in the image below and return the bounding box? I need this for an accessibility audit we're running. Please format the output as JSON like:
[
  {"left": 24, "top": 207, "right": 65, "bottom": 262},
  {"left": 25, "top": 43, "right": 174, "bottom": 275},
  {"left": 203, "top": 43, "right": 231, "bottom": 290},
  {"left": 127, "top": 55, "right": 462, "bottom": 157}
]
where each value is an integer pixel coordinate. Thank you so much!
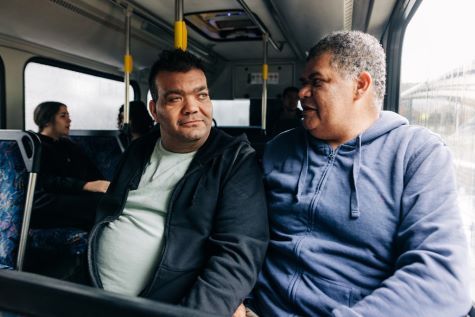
[
  {"left": 0, "top": 141, "right": 27, "bottom": 269},
  {"left": 28, "top": 228, "right": 87, "bottom": 256},
  {"left": 70, "top": 135, "right": 122, "bottom": 181}
]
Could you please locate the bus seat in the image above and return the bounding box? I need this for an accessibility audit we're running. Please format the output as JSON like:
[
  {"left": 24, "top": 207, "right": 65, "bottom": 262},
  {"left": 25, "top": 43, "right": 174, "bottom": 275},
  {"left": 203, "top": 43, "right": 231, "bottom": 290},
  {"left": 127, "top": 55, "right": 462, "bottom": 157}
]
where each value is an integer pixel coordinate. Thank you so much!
[
  {"left": 249, "top": 98, "right": 281, "bottom": 128},
  {"left": 26, "top": 227, "right": 88, "bottom": 282},
  {"left": 28, "top": 228, "right": 87, "bottom": 256},
  {"left": 218, "top": 127, "right": 268, "bottom": 162},
  {"left": 0, "top": 130, "right": 40, "bottom": 270},
  {"left": 69, "top": 130, "right": 124, "bottom": 181}
]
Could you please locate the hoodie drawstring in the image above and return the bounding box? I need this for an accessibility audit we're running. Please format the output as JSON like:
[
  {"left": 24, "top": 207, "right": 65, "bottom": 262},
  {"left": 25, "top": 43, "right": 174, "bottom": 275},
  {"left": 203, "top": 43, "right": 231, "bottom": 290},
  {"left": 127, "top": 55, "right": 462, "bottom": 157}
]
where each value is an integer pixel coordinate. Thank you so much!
[{"left": 350, "top": 135, "right": 362, "bottom": 219}]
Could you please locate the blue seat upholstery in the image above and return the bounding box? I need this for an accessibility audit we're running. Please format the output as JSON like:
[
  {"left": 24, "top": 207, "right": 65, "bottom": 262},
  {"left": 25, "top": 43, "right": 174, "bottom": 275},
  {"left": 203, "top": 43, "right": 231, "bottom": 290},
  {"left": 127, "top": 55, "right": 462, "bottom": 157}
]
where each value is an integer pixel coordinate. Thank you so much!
[
  {"left": 0, "top": 131, "right": 40, "bottom": 271},
  {"left": 0, "top": 140, "right": 27, "bottom": 269},
  {"left": 29, "top": 228, "right": 87, "bottom": 256},
  {"left": 69, "top": 130, "right": 124, "bottom": 181}
]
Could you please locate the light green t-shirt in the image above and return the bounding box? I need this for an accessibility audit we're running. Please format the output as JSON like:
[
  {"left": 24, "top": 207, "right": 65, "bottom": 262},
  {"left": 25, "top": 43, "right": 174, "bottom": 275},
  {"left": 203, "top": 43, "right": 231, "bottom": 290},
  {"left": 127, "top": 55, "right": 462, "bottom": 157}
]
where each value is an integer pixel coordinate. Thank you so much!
[{"left": 96, "top": 139, "right": 196, "bottom": 296}]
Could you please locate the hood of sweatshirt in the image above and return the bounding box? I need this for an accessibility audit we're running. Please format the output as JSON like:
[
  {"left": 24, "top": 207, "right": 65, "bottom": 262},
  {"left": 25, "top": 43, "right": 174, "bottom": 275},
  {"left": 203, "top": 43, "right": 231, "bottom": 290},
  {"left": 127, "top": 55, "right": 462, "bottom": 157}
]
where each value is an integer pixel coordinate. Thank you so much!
[{"left": 297, "top": 111, "right": 408, "bottom": 219}]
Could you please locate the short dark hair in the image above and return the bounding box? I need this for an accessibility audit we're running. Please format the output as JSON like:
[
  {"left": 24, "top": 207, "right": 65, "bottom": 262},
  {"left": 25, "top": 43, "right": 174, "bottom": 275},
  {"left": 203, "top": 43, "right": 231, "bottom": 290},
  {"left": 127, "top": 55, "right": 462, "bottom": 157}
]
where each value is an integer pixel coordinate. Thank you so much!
[
  {"left": 148, "top": 49, "right": 206, "bottom": 102},
  {"left": 283, "top": 86, "right": 299, "bottom": 98},
  {"left": 118, "top": 100, "right": 154, "bottom": 135},
  {"left": 33, "top": 101, "right": 65, "bottom": 132},
  {"left": 307, "top": 31, "right": 386, "bottom": 105}
]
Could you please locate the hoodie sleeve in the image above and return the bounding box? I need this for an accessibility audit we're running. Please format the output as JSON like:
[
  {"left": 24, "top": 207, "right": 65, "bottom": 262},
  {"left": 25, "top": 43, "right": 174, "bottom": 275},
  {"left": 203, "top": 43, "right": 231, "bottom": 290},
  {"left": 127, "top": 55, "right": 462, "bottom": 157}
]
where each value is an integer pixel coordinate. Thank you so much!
[
  {"left": 180, "top": 144, "right": 269, "bottom": 316},
  {"left": 332, "top": 134, "right": 471, "bottom": 317}
]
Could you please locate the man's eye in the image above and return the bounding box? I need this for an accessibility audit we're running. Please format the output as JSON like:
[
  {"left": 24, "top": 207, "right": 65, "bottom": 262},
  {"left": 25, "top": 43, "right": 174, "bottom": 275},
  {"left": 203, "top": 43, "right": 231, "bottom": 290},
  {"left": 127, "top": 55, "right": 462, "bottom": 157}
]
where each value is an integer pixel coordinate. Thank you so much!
[
  {"left": 311, "top": 79, "right": 322, "bottom": 87},
  {"left": 167, "top": 96, "right": 182, "bottom": 103},
  {"left": 198, "top": 93, "right": 209, "bottom": 100}
]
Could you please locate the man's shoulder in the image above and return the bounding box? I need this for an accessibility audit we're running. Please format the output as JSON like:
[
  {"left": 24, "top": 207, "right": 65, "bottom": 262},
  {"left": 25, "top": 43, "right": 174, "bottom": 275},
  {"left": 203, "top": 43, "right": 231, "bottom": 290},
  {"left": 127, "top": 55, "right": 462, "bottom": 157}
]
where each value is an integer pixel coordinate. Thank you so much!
[
  {"left": 267, "top": 127, "right": 303, "bottom": 152},
  {"left": 385, "top": 123, "right": 447, "bottom": 152}
]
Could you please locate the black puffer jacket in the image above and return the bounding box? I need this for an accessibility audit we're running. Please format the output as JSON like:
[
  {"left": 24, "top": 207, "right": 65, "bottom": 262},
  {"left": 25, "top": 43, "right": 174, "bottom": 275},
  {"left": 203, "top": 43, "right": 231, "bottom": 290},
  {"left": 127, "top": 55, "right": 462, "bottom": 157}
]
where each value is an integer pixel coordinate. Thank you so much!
[{"left": 88, "top": 127, "right": 269, "bottom": 316}]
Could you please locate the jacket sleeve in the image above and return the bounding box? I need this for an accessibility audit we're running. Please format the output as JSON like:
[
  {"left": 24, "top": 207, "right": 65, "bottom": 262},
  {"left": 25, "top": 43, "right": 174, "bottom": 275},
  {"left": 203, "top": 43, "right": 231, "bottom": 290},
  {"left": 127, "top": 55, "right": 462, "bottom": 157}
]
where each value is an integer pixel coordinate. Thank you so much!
[
  {"left": 332, "top": 136, "right": 472, "bottom": 317},
  {"left": 181, "top": 145, "right": 269, "bottom": 316},
  {"left": 40, "top": 174, "right": 87, "bottom": 194},
  {"left": 39, "top": 141, "right": 105, "bottom": 194}
]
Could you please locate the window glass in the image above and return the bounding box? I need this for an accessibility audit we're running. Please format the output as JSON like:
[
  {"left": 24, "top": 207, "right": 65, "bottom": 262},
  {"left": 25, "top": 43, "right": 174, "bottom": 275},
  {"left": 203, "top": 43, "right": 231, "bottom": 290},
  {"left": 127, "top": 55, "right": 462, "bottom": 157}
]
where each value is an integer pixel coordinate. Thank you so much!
[
  {"left": 400, "top": 0, "right": 475, "bottom": 300},
  {"left": 25, "top": 61, "right": 134, "bottom": 130},
  {"left": 212, "top": 99, "right": 250, "bottom": 126}
]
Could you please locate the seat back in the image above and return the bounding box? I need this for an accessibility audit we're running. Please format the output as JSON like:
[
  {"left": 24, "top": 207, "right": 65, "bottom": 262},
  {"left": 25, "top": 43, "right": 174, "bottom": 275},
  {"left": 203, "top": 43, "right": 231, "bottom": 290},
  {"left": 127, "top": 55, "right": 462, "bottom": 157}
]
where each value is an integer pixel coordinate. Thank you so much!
[
  {"left": 249, "top": 98, "right": 281, "bottom": 129},
  {"left": 0, "top": 130, "right": 40, "bottom": 270},
  {"left": 69, "top": 130, "right": 124, "bottom": 181},
  {"left": 0, "top": 269, "right": 220, "bottom": 317},
  {"left": 218, "top": 127, "right": 268, "bottom": 161}
]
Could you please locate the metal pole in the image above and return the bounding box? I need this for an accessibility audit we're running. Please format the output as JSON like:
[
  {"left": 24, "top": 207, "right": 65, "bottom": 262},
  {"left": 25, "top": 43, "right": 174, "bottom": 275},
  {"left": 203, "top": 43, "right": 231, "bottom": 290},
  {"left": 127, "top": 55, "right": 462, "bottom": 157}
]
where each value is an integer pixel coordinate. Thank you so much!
[
  {"left": 16, "top": 173, "right": 37, "bottom": 271},
  {"left": 174, "top": 0, "right": 186, "bottom": 50},
  {"left": 175, "top": 0, "right": 183, "bottom": 21},
  {"left": 124, "top": 5, "right": 132, "bottom": 127},
  {"left": 261, "top": 33, "right": 268, "bottom": 132},
  {"left": 235, "top": 0, "right": 281, "bottom": 51}
]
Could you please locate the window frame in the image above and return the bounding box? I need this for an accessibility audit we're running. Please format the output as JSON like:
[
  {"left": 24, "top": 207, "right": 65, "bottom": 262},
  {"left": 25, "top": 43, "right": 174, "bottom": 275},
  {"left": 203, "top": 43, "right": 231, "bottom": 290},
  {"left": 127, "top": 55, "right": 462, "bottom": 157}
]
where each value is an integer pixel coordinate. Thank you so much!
[
  {"left": 383, "top": 0, "right": 423, "bottom": 112},
  {"left": 22, "top": 57, "right": 140, "bottom": 129}
]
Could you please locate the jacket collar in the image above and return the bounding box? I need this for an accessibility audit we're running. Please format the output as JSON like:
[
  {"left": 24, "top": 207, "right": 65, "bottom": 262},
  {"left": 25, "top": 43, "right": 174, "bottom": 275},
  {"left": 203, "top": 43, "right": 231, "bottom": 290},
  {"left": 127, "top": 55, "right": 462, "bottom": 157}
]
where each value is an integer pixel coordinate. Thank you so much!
[{"left": 140, "top": 126, "right": 250, "bottom": 167}]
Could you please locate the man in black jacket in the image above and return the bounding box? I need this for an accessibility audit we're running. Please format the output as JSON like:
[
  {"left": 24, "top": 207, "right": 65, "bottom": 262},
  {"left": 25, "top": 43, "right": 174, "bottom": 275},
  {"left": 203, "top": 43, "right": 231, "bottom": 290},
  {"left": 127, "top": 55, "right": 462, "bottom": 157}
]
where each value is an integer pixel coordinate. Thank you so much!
[{"left": 88, "top": 49, "right": 268, "bottom": 316}]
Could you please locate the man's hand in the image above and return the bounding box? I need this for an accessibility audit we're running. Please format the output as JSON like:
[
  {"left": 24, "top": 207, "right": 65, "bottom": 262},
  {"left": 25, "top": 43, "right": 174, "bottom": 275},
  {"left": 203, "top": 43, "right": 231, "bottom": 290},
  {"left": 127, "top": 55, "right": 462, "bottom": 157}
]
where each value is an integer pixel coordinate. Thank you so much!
[{"left": 83, "top": 180, "right": 110, "bottom": 193}]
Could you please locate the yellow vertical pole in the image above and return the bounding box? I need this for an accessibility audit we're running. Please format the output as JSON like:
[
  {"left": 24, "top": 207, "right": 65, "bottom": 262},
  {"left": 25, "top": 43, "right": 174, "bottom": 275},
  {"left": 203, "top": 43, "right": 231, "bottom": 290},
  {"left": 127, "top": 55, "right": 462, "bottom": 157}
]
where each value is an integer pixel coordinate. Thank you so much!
[
  {"left": 261, "top": 33, "right": 269, "bottom": 133},
  {"left": 124, "top": 5, "right": 133, "bottom": 126},
  {"left": 174, "top": 0, "right": 187, "bottom": 50}
]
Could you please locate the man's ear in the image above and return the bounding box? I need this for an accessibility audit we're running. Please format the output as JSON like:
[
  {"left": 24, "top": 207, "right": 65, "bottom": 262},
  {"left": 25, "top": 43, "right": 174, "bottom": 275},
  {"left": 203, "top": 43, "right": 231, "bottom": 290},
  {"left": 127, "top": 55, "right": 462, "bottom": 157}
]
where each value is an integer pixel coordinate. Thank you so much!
[
  {"left": 354, "top": 71, "right": 372, "bottom": 100},
  {"left": 148, "top": 99, "right": 159, "bottom": 123}
]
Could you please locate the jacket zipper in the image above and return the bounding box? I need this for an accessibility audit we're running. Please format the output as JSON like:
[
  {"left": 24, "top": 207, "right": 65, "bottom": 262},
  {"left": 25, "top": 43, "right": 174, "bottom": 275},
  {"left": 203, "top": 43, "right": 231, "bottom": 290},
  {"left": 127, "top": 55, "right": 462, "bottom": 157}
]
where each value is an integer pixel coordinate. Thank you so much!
[
  {"left": 140, "top": 165, "right": 202, "bottom": 296},
  {"left": 308, "top": 148, "right": 338, "bottom": 230}
]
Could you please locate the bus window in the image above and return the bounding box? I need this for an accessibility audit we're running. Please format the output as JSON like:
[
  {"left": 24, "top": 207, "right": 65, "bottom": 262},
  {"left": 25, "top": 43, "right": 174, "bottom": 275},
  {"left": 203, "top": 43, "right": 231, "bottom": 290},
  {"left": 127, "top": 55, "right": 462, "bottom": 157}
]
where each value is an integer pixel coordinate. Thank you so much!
[
  {"left": 212, "top": 99, "right": 250, "bottom": 126},
  {"left": 0, "top": 55, "right": 4, "bottom": 129},
  {"left": 24, "top": 59, "right": 136, "bottom": 131},
  {"left": 400, "top": 0, "right": 475, "bottom": 300}
]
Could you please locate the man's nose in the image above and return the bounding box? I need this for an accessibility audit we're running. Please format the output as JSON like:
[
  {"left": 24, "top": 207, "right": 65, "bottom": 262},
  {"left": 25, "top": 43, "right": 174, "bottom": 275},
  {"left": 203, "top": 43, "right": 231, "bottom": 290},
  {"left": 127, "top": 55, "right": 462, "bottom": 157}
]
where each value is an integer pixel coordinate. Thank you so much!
[
  {"left": 299, "top": 85, "right": 311, "bottom": 100},
  {"left": 182, "top": 97, "right": 199, "bottom": 114}
]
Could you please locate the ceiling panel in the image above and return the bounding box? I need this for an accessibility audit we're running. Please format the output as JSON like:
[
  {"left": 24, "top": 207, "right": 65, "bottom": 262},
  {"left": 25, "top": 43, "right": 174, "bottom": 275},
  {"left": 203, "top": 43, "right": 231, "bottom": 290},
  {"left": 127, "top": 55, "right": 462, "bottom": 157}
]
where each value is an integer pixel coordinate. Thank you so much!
[{"left": 0, "top": 0, "right": 398, "bottom": 70}]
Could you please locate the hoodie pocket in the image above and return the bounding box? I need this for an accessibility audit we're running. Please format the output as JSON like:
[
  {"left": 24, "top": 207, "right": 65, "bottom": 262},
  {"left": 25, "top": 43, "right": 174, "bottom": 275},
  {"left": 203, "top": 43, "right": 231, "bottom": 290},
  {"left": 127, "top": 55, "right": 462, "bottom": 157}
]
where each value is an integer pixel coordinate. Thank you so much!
[{"left": 296, "top": 274, "right": 358, "bottom": 315}]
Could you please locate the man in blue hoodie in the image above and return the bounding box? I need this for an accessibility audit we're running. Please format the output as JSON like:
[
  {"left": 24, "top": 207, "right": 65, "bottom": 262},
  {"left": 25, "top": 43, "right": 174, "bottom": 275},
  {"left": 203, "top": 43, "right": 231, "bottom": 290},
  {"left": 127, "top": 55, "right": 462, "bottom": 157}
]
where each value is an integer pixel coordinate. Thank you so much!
[{"left": 248, "top": 31, "right": 471, "bottom": 316}]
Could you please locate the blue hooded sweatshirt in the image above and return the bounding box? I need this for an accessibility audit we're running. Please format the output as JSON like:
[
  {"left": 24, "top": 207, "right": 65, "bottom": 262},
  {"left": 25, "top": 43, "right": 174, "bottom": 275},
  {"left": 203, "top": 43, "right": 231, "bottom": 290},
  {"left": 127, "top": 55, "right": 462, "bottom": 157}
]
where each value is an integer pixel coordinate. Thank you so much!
[{"left": 252, "top": 111, "right": 471, "bottom": 317}]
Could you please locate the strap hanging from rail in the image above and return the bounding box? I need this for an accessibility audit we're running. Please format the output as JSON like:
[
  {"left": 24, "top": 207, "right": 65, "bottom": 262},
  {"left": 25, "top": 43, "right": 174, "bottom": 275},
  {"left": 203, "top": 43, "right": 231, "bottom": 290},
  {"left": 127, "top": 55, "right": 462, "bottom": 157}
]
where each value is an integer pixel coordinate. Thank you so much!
[
  {"left": 174, "top": 0, "right": 187, "bottom": 50},
  {"left": 261, "top": 33, "right": 269, "bottom": 133}
]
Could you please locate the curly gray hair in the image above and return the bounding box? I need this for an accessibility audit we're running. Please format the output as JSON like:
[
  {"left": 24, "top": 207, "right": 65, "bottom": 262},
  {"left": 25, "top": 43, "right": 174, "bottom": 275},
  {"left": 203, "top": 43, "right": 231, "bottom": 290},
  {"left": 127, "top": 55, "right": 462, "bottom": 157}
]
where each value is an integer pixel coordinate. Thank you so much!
[{"left": 308, "top": 31, "right": 386, "bottom": 106}]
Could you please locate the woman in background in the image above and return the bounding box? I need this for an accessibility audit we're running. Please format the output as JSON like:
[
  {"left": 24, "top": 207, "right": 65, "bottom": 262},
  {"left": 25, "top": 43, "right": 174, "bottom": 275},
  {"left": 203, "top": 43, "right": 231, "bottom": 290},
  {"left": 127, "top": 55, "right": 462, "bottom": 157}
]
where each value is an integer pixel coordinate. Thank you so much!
[{"left": 31, "top": 101, "right": 110, "bottom": 231}]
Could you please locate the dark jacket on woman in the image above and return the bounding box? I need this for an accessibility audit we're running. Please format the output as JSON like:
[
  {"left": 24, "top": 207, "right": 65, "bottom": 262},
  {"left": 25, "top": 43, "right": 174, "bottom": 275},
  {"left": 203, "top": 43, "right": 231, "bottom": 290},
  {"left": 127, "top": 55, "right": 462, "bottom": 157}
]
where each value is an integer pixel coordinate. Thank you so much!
[
  {"left": 31, "top": 134, "right": 104, "bottom": 230},
  {"left": 88, "top": 127, "right": 269, "bottom": 316}
]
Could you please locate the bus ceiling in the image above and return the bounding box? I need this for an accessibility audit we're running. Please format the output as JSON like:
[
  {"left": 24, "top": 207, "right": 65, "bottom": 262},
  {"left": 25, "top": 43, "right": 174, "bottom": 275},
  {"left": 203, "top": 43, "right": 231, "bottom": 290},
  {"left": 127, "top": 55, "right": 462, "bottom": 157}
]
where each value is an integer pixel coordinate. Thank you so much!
[{"left": 0, "top": 0, "right": 399, "bottom": 72}]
